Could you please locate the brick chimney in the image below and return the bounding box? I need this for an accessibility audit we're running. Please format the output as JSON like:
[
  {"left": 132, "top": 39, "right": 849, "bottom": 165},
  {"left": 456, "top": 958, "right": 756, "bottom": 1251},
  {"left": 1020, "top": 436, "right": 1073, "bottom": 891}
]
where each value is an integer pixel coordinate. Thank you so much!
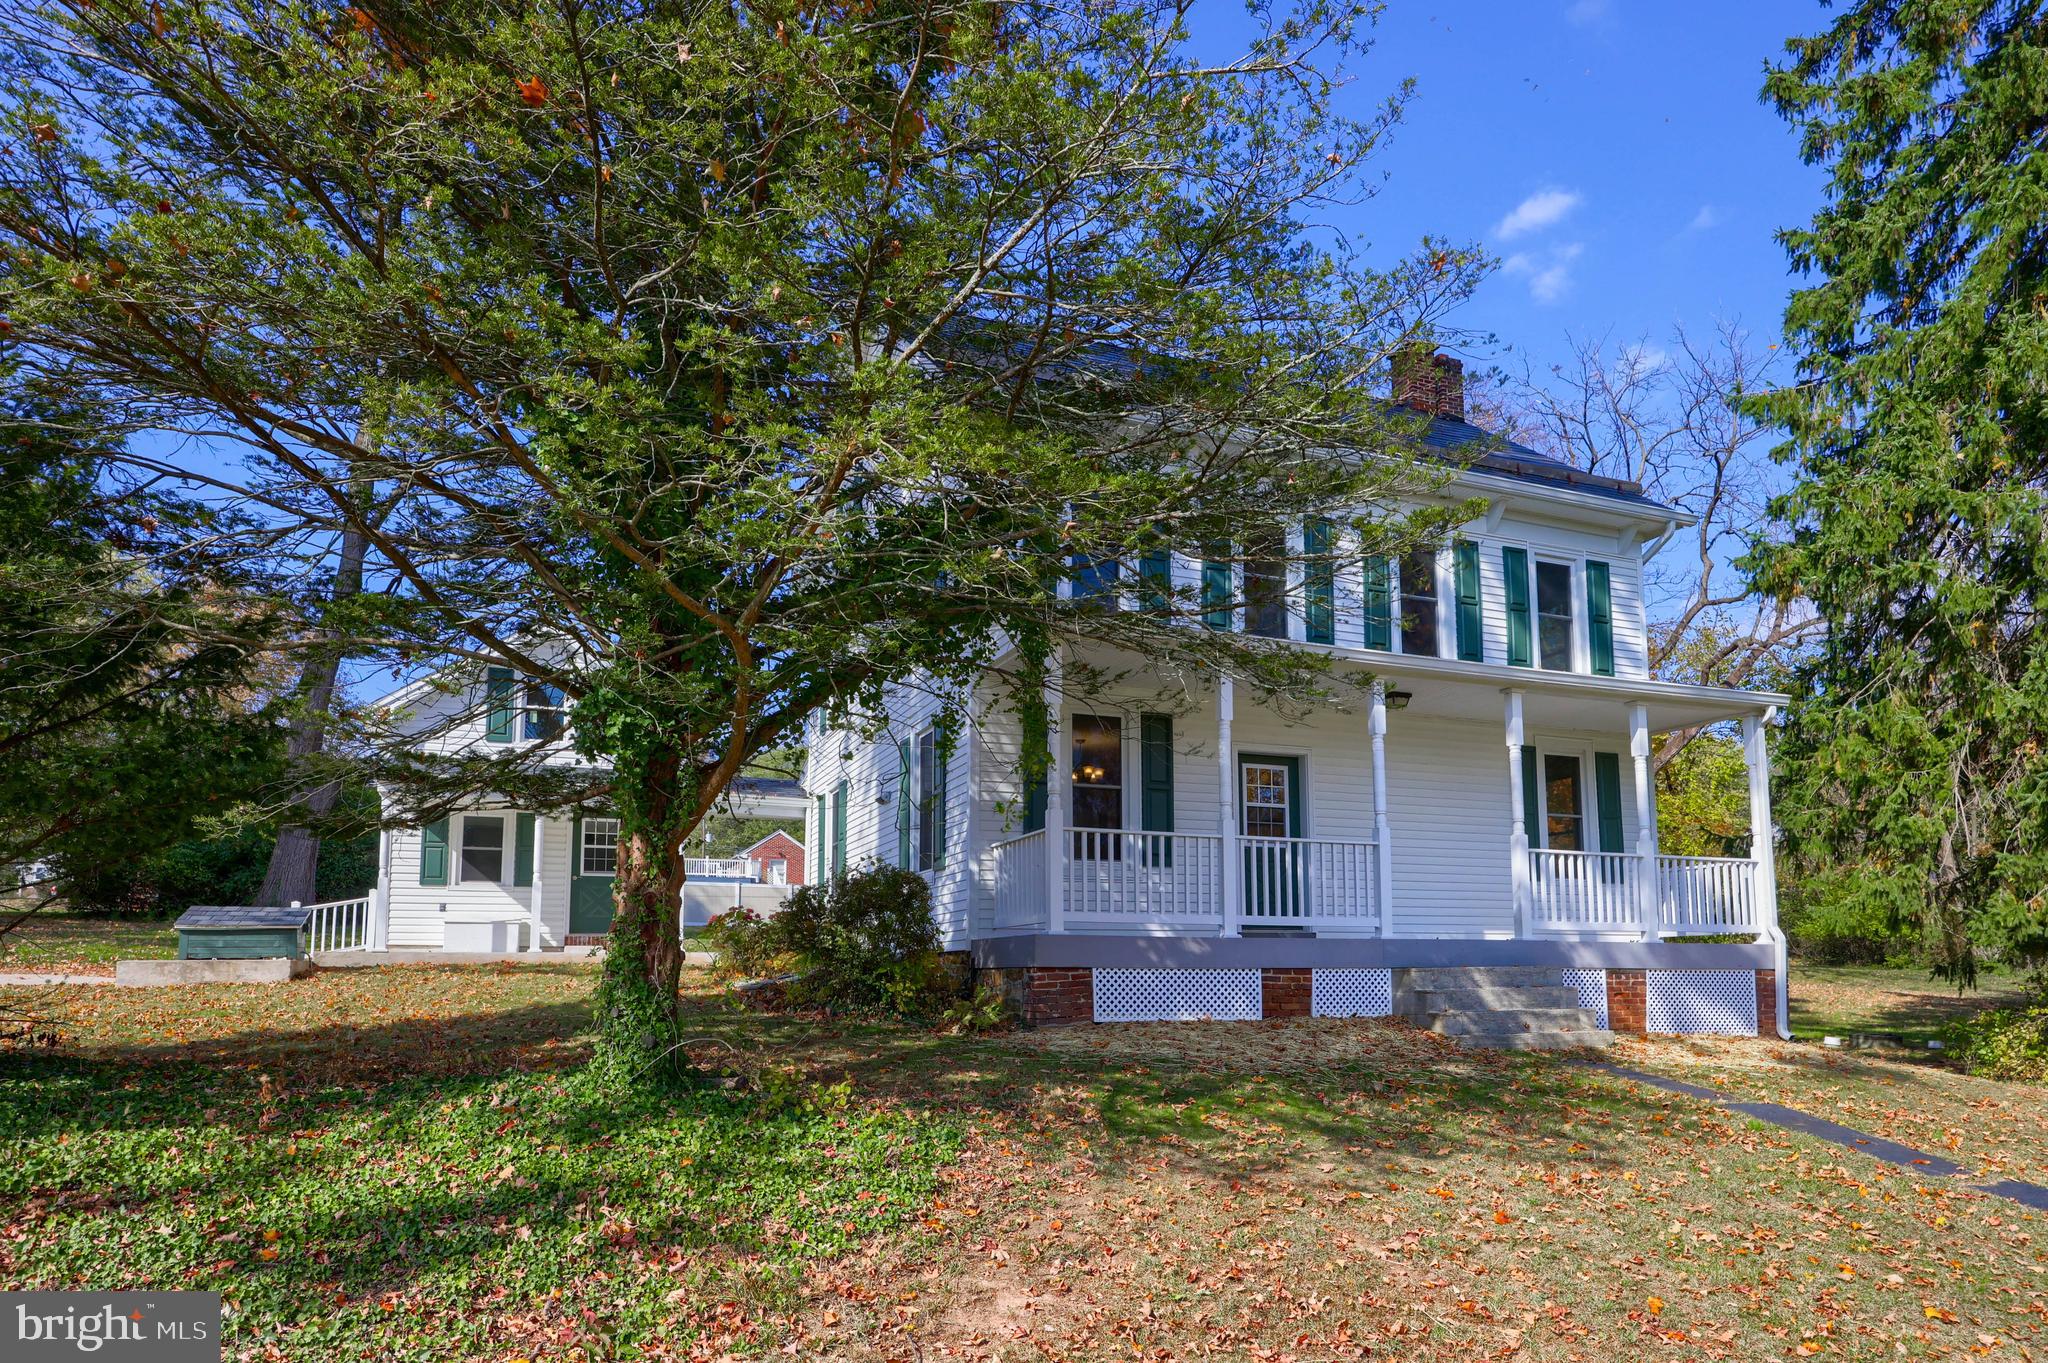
[{"left": 1392, "top": 346, "right": 1465, "bottom": 422}]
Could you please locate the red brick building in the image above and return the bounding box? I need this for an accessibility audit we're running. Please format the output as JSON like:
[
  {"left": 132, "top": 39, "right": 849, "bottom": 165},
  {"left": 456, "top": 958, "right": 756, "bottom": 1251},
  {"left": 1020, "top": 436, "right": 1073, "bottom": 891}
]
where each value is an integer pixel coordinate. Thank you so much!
[{"left": 742, "top": 830, "right": 806, "bottom": 886}]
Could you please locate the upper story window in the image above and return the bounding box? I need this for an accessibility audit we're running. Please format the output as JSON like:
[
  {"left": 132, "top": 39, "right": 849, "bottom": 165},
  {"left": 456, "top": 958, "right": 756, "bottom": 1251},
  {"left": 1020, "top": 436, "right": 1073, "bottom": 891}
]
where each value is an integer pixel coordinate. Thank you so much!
[
  {"left": 1397, "top": 548, "right": 1440, "bottom": 657},
  {"left": 523, "top": 681, "right": 567, "bottom": 739},
  {"left": 1243, "top": 527, "right": 1287, "bottom": 639},
  {"left": 1535, "top": 560, "right": 1575, "bottom": 671},
  {"left": 486, "top": 666, "right": 568, "bottom": 744},
  {"left": 1070, "top": 553, "right": 1120, "bottom": 604}
]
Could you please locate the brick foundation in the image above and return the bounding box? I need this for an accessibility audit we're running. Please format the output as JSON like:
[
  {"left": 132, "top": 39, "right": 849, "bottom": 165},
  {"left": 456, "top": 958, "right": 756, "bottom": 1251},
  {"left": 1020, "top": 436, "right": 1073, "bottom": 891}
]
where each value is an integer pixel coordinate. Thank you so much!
[
  {"left": 1260, "top": 967, "right": 1312, "bottom": 1019},
  {"left": 1022, "top": 966, "right": 1094, "bottom": 1026},
  {"left": 1756, "top": 969, "right": 1778, "bottom": 1038},
  {"left": 1606, "top": 968, "right": 1646, "bottom": 1034}
]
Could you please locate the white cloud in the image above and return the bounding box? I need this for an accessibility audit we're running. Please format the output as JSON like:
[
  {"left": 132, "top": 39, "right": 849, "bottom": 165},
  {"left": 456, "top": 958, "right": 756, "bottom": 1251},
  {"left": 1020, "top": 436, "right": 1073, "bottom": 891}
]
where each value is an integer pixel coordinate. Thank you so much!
[
  {"left": 1565, "top": 0, "right": 1610, "bottom": 24},
  {"left": 1495, "top": 188, "right": 1583, "bottom": 241},
  {"left": 1503, "top": 242, "right": 1584, "bottom": 304},
  {"left": 1688, "top": 204, "right": 1723, "bottom": 231},
  {"left": 1618, "top": 341, "right": 1669, "bottom": 376}
]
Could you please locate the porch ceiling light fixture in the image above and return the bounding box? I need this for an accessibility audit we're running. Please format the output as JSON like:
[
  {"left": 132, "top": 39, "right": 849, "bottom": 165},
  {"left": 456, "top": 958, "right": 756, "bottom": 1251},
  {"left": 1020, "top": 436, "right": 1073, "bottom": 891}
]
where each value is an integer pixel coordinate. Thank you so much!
[{"left": 1384, "top": 689, "right": 1413, "bottom": 711}]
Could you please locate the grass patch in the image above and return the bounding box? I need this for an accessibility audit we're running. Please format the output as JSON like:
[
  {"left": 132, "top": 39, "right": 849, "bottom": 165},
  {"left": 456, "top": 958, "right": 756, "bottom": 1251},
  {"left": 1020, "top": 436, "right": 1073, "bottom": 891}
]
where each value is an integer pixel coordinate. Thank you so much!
[
  {"left": 1789, "top": 964, "right": 2034, "bottom": 1046},
  {"left": 1, "top": 912, "right": 178, "bottom": 973}
]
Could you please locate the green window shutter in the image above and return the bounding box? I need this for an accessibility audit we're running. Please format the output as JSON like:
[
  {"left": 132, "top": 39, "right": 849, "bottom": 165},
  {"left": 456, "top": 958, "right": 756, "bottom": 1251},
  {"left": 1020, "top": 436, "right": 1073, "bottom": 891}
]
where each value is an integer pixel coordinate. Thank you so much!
[
  {"left": 1520, "top": 746, "right": 1541, "bottom": 848},
  {"left": 1303, "top": 519, "right": 1335, "bottom": 645},
  {"left": 831, "top": 780, "right": 848, "bottom": 877},
  {"left": 1362, "top": 555, "right": 1391, "bottom": 650},
  {"left": 1593, "top": 752, "right": 1626, "bottom": 854},
  {"left": 1140, "top": 714, "right": 1174, "bottom": 831},
  {"left": 512, "top": 813, "right": 535, "bottom": 886},
  {"left": 814, "top": 794, "right": 827, "bottom": 872},
  {"left": 896, "top": 740, "right": 913, "bottom": 867},
  {"left": 1201, "top": 552, "right": 1232, "bottom": 631},
  {"left": 1586, "top": 560, "right": 1615, "bottom": 676},
  {"left": 1454, "top": 540, "right": 1483, "bottom": 661},
  {"left": 1502, "top": 546, "right": 1532, "bottom": 668},
  {"left": 419, "top": 818, "right": 450, "bottom": 886},
  {"left": 485, "top": 666, "right": 515, "bottom": 742},
  {"left": 1138, "top": 547, "right": 1171, "bottom": 614},
  {"left": 932, "top": 747, "right": 948, "bottom": 870}
]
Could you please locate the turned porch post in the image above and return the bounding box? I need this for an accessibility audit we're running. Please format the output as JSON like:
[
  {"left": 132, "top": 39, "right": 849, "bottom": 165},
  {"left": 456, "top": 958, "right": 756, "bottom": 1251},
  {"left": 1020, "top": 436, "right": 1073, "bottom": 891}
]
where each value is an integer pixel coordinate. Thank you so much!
[
  {"left": 1628, "top": 703, "right": 1660, "bottom": 941},
  {"left": 1740, "top": 711, "right": 1782, "bottom": 937},
  {"left": 1370, "top": 682, "right": 1394, "bottom": 937},
  {"left": 1218, "top": 674, "right": 1241, "bottom": 936},
  {"left": 1504, "top": 688, "right": 1531, "bottom": 937},
  {"left": 1045, "top": 647, "right": 1067, "bottom": 934}
]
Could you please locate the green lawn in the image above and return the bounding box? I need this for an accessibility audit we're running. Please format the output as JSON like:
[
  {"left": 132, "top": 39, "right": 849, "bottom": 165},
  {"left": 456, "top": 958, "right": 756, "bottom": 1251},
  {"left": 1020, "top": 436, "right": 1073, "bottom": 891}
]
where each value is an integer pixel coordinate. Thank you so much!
[
  {"left": 2, "top": 963, "right": 2043, "bottom": 1360},
  {"left": 0, "top": 911, "right": 177, "bottom": 972},
  {"left": 1788, "top": 963, "right": 2034, "bottom": 1046}
]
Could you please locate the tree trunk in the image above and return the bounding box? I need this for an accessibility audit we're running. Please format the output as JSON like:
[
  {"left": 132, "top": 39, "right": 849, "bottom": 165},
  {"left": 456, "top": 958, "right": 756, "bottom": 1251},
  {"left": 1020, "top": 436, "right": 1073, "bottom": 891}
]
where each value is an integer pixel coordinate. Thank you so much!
[{"left": 255, "top": 522, "right": 367, "bottom": 907}]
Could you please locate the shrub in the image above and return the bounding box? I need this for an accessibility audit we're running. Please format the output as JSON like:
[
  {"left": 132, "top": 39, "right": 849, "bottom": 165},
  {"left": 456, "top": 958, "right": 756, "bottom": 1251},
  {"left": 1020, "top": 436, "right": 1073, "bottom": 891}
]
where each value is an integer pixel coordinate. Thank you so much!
[
  {"left": 717, "top": 864, "right": 947, "bottom": 1016},
  {"left": 1944, "top": 1004, "right": 2048, "bottom": 1083},
  {"left": 700, "top": 906, "right": 785, "bottom": 981}
]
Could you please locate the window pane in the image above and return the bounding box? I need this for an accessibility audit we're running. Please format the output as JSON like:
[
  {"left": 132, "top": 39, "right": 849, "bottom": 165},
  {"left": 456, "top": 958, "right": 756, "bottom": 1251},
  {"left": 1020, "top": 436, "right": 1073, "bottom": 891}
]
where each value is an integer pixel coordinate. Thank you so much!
[
  {"left": 1070, "top": 716, "right": 1122, "bottom": 829},
  {"left": 582, "top": 818, "right": 618, "bottom": 876},
  {"left": 1071, "top": 554, "right": 1119, "bottom": 603},
  {"left": 1543, "top": 755, "right": 1583, "bottom": 851},
  {"left": 1399, "top": 548, "right": 1439, "bottom": 657},
  {"left": 461, "top": 816, "right": 505, "bottom": 883},
  {"left": 1242, "top": 764, "right": 1290, "bottom": 839},
  {"left": 1536, "top": 561, "right": 1574, "bottom": 670},
  {"left": 1243, "top": 526, "right": 1286, "bottom": 639},
  {"left": 522, "top": 681, "right": 565, "bottom": 740}
]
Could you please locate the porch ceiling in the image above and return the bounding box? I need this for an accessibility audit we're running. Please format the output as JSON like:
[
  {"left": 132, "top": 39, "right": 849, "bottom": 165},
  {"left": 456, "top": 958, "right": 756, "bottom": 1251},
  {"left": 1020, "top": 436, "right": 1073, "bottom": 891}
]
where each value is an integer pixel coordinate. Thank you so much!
[{"left": 1346, "top": 654, "right": 1784, "bottom": 733}]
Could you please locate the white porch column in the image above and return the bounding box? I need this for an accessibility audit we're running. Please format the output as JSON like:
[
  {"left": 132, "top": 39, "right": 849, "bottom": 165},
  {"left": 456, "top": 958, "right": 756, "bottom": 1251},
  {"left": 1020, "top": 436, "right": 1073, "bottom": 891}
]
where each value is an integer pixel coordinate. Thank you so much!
[
  {"left": 1628, "top": 703, "right": 1660, "bottom": 940},
  {"left": 1044, "top": 648, "right": 1067, "bottom": 934},
  {"left": 1742, "top": 708, "right": 1790, "bottom": 1039},
  {"left": 370, "top": 821, "right": 392, "bottom": 951},
  {"left": 1504, "top": 689, "right": 1531, "bottom": 937},
  {"left": 1218, "top": 674, "right": 1241, "bottom": 936},
  {"left": 1369, "top": 682, "right": 1394, "bottom": 937},
  {"left": 529, "top": 815, "right": 547, "bottom": 953}
]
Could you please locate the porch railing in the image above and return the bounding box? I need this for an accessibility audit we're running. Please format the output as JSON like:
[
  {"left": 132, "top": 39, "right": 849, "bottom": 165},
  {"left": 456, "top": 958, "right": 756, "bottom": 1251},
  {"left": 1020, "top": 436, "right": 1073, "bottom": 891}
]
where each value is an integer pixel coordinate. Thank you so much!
[
  {"left": 685, "top": 856, "right": 755, "bottom": 880},
  {"left": 1240, "top": 835, "right": 1379, "bottom": 932},
  {"left": 1527, "top": 850, "right": 1645, "bottom": 934},
  {"left": 1656, "top": 854, "right": 1760, "bottom": 935},
  {"left": 992, "top": 829, "right": 1049, "bottom": 932},
  {"left": 300, "top": 896, "right": 373, "bottom": 954},
  {"left": 1065, "top": 831, "right": 1223, "bottom": 931}
]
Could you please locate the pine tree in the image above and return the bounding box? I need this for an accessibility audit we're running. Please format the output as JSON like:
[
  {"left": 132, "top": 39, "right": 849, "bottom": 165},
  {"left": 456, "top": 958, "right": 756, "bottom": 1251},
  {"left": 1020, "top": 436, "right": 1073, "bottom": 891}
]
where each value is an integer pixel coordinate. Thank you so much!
[{"left": 1753, "top": 2, "right": 2048, "bottom": 982}]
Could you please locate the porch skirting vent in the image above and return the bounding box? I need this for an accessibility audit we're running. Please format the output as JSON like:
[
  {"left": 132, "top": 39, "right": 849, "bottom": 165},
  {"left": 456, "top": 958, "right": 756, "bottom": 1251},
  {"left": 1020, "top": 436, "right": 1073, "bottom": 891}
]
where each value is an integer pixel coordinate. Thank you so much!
[
  {"left": 1644, "top": 968, "right": 1757, "bottom": 1035},
  {"left": 1560, "top": 968, "right": 1609, "bottom": 1029},
  {"left": 1093, "top": 968, "right": 1262, "bottom": 1023},
  {"left": 1309, "top": 968, "right": 1394, "bottom": 1019}
]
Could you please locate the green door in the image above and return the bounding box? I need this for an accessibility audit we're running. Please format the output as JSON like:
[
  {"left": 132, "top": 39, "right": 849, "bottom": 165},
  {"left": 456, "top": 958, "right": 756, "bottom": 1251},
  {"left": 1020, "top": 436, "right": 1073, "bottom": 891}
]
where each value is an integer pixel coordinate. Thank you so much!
[
  {"left": 569, "top": 814, "right": 618, "bottom": 935},
  {"left": 1238, "top": 755, "right": 1305, "bottom": 922}
]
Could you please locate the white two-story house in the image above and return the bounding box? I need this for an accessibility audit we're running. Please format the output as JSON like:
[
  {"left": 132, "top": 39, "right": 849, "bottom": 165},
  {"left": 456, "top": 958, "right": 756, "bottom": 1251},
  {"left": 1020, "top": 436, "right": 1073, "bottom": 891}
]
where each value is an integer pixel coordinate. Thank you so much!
[{"left": 803, "top": 353, "right": 1792, "bottom": 1041}]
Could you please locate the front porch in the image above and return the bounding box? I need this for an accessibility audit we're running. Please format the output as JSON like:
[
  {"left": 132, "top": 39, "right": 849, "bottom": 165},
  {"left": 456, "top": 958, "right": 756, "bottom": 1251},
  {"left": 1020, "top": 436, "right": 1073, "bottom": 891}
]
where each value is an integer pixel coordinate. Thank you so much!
[{"left": 980, "top": 649, "right": 1784, "bottom": 947}]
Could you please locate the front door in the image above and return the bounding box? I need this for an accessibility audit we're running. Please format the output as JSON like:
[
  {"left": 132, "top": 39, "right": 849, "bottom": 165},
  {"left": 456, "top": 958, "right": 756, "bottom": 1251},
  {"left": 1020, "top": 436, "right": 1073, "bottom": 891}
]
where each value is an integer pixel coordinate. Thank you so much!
[
  {"left": 1239, "top": 755, "right": 1304, "bottom": 921},
  {"left": 569, "top": 815, "right": 618, "bottom": 935}
]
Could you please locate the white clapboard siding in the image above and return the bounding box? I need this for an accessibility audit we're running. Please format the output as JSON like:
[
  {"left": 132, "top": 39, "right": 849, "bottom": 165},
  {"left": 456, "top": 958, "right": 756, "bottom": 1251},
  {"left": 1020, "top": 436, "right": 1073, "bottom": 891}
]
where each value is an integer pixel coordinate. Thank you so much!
[{"left": 383, "top": 811, "right": 571, "bottom": 950}]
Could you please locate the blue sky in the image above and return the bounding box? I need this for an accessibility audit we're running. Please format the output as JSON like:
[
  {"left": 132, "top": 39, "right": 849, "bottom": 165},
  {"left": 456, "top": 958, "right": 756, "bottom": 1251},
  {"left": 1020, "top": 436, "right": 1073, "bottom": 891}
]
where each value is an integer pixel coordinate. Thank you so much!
[{"left": 1194, "top": 0, "right": 1829, "bottom": 382}]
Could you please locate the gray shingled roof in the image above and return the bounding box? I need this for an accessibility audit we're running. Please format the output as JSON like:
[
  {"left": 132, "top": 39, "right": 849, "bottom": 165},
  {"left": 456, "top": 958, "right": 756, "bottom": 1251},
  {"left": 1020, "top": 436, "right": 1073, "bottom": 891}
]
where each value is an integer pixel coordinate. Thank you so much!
[
  {"left": 1415, "top": 413, "right": 1670, "bottom": 510},
  {"left": 175, "top": 905, "right": 312, "bottom": 929}
]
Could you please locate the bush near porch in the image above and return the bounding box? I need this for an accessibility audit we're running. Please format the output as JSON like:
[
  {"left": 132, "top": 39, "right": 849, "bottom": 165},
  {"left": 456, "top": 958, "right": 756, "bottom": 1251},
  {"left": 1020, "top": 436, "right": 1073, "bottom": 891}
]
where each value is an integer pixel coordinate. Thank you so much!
[{"left": 3, "top": 961, "right": 2046, "bottom": 1360}]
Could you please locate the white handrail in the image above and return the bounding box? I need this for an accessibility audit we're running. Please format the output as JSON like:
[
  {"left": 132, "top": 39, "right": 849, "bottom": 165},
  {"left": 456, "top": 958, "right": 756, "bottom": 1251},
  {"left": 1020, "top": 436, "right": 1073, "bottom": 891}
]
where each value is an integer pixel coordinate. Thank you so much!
[
  {"left": 1239, "top": 835, "right": 1378, "bottom": 931},
  {"left": 1527, "top": 849, "right": 1644, "bottom": 933},
  {"left": 993, "top": 829, "right": 1050, "bottom": 932},
  {"left": 298, "top": 896, "right": 372, "bottom": 954},
  {"left": 1656, "top": 854, "right": 1760, "bottom": 935}
]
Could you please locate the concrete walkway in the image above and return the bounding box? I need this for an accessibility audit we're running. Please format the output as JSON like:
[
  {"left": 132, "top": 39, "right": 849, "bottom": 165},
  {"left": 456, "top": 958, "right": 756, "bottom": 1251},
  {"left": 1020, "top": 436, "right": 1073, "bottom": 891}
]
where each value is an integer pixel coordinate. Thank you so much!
[
  {"left": 1589, "top": 1061, "right": 2048, "bottom": 1211},
  {"left": 0, "top": 972, "right": 111, "bottom": 987}
]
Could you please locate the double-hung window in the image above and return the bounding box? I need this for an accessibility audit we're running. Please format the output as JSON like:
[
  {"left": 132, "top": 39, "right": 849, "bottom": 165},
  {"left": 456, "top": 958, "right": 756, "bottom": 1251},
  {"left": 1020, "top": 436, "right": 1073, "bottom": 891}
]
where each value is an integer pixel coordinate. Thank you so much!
[
  {"left": 1535, "top": 560, "right": 1575, "bottom": 671},
  {"left": 1069, "top": 715, "right": 1123, "bottom": 859},
  {"left": 522, "top": 681, "right": 567, "bottom": 740},
  {"left": 916, "top": 730, "right": 945, "bottom": 871},
  {"left": 460, "top": 815, "right": 506, "bottom": 883},
  {"left": 1243, "top": 527, "right": 1287, "bottom": 639},
  {"left": 1398, "top": 548, "right": 1440, "bottom": 657}
]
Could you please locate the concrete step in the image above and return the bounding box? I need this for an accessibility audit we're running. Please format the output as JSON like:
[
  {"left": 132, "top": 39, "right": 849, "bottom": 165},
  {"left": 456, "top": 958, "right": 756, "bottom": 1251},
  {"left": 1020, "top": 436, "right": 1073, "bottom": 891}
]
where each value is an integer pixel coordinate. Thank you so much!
[
  {"left": 1458, "top": 1028, "right": 1615, "bottom": 1052},
  {"left": 1407, "top": 985, "right": 1580, "bottom": 1013},
  {"left": 1425, "top": 1008, "right": 1605, "bottom": 1037},
  {"left": 1397, "top": 966, "right": 1565, "bottom": 990}
]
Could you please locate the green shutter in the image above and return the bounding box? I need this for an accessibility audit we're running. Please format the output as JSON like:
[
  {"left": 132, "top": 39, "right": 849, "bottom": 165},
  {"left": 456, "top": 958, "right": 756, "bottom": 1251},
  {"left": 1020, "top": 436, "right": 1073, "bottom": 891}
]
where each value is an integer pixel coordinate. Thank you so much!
[
  {"left": 1362, "top": 555, "right": 1392, "bottom": 650},
  {"left": 814, "top": 794, "right": 827, "bottom": 872},
  {"left": 1139, "top": 546, "right": 1171, "bottom": 614},
  {"left": 831, "top": 780, "right": 848, "bottom": 877},
  {"left": 1140, "top": 713, "right": 1174, "bottom": 834},
  {"left": 1303, "top": 519, "right": 1335, "bottom": 645},
  {"left": 1502, "top": 546, "right": 1532, "bottom": 668},
  {"left": 931, "top": 746, "right": 947, "bottom": 870},
  {"left": 1454, "top": 540, "right": 1483, "bottom": 661},
  {"left": 419, "top": 818, "right": 449, "bottom": 886},
  {"left": 1520, "top": 746, "right": 1541, "bottom": 848},
  {"left": 896, "top": 739, "right": 913, "bottom": 867},
  {"left": 1586, "top": 560, "right": 1615, "bottom": 676},
  {"left": 1593, "top": 752, "right": 1625, "bottom": 853},
  {"left": 485, "top": 667, "right": 515, "bottom": 742},
  {"left": 1201, "top": 554, "right": 1232, "bottom": 631},
  {"left": 513, "top": 813, "right": 535, "bottom": 886}
]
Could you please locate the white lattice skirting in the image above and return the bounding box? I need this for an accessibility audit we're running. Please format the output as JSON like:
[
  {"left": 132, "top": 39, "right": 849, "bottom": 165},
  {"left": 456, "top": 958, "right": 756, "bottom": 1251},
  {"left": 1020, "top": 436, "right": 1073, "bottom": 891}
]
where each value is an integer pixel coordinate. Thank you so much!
[
  {"left": 1310, "top": 968, "right": 1394, "bottom": 1018},
  {"left": 1094, "top": 968, "right": 1262, "bottom": 1023},
  {"left": 1560, "top": 968, "right": 1609, "bottom": 1029},
  {"left": 1646, "top": 968, "right": 1758, "bottom": 1035}
]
